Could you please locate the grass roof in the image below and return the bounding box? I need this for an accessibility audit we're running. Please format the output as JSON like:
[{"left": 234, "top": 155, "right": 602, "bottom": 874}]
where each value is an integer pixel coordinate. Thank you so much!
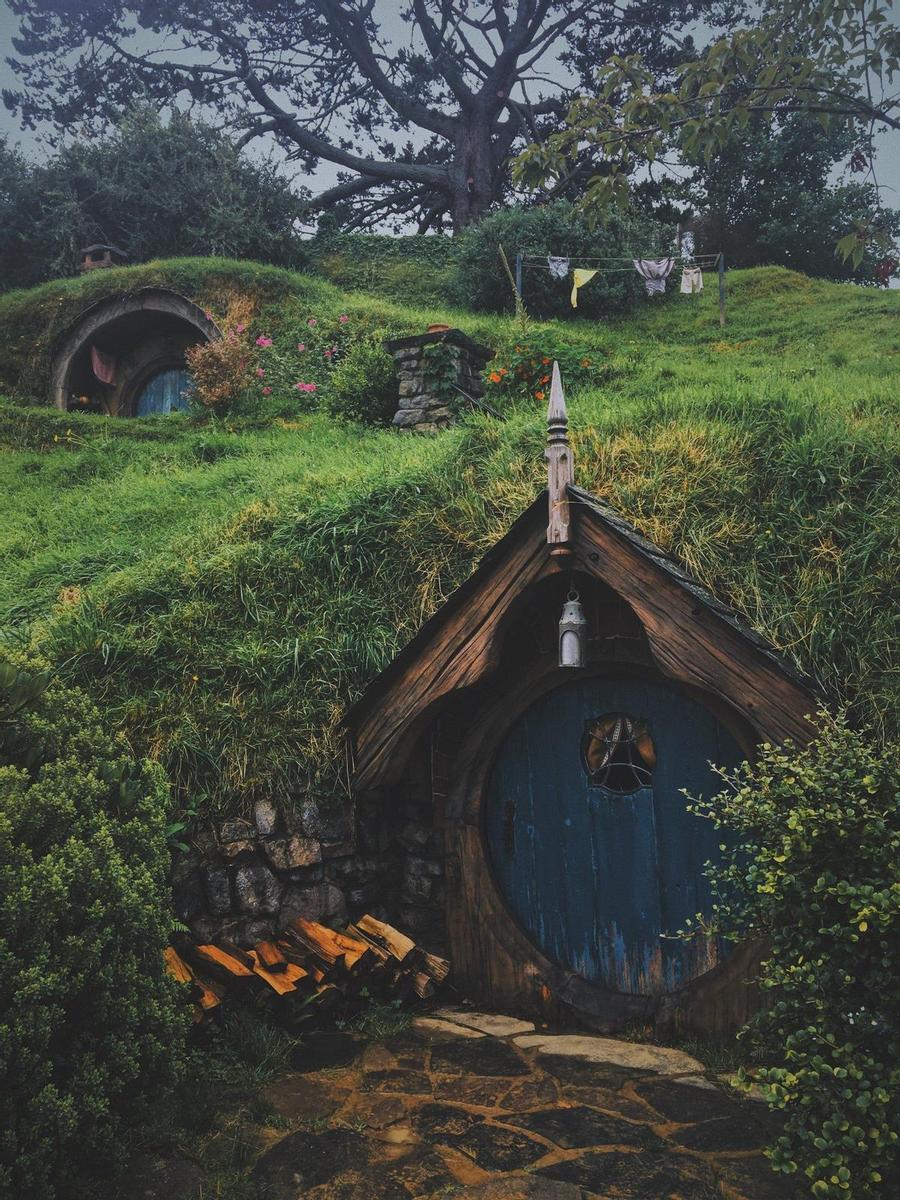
[{"left": 1, "top": 260, "right": 896, "bottom": 818}]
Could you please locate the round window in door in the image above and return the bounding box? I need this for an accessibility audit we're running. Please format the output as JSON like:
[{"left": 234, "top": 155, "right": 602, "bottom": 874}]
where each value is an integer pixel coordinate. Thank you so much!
[
  {"left": 485, "top": 677, "right": 743, "bottom": 995},
  {"left": 135, "top": 367, "right": 192, "bottom": 416}
]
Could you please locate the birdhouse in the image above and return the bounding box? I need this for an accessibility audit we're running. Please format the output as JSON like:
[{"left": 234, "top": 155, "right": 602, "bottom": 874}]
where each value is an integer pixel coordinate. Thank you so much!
[{"left": 345, "top": 364, "right": 818, "bottom": 1035}]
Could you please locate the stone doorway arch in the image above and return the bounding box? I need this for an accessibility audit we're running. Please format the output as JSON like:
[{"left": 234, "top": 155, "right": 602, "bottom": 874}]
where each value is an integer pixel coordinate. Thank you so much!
[{"left": 49, "top": 287, "right": 220, "bottom": 414}]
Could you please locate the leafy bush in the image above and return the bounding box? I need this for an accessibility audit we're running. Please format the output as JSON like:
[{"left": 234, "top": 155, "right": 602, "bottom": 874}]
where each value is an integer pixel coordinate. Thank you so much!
[
  {"left": 692, "top": 712, "right": 899, "bottom": 1198},
  {"left": 323, "top": 333, "right": 397, "bottom": 425},
  {"left": 0, "top": 650, "right": 189, "bottom": 1199},
  {"left": 450, "top": 201, "right": 665, "bottom": 317}
]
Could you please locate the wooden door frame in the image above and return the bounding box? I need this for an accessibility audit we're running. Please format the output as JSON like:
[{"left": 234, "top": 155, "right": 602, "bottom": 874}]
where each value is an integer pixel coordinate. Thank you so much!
[{"left": 444, "top": 657, "right": 765, "bottom": 1034}]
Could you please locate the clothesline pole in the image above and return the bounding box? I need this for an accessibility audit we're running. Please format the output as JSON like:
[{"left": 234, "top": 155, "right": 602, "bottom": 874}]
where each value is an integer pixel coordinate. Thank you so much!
[
  {"left": 515, "top": 253, "right": 524, "bottom": 303},
  {"left": 718, "top": 254, "right": 726, "bottom": 328}
]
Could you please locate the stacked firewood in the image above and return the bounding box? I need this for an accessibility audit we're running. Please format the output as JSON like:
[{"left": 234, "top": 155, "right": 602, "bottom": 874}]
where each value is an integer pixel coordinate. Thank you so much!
[{"left": 165, "top": 914, "right": 450, "bottom": 1022}]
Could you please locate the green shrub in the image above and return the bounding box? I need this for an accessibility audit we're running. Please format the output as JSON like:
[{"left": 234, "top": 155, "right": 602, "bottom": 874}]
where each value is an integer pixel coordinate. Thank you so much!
[
  {"left": 306, "top": 231, "right": 460, "bottom": 306},
  {"left": 450, "top": 201, "right": 666, "bottom": 317},
  {"left": 323, "top": 333, "right": 398, "bottom": 425},
  {"left": 692, "top": 712, "right": 900, "bottom": 1198},
  {"left": 0, "top": 650, "right": 190, "bottom": 1199}
]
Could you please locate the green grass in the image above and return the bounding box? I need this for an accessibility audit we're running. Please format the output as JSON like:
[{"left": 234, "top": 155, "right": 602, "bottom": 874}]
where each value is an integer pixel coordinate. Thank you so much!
[{"left": 0, "top": 261, "right": 897, "bottom": 820}]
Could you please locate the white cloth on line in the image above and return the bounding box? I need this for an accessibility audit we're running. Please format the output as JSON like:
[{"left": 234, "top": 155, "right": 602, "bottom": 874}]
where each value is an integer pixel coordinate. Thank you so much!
[
  {"left": 633, "top": 257, "right": 675, "bottom": 296},
  {"left": 547, "top": 255, "right": 570, "bottom": 279},
  {"left": 680, "top": 266, "right": 704, "bottom": 294}
]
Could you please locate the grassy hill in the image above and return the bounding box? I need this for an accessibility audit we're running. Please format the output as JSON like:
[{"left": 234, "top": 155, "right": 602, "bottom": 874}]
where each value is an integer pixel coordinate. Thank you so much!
[{"left": 0, "top": 259, "right": 897, "bottom": 819}]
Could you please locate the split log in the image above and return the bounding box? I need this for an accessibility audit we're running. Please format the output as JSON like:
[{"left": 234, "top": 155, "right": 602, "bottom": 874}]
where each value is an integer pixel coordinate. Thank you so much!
[
  {"left": 167, "top": 912, "right": 449, "bottom": 1023},
  {"left": 188, "top": 943, "right": 256, "bottom": 983},
  {"left": 164, "top": 946, "right": 194, "bottom": 985},
  {"left": 256, "top": 940, "right": 288, "bottom": 972}
]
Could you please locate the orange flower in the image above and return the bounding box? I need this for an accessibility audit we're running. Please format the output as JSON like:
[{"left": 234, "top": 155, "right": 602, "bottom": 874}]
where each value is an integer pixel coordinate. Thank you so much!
[
  {"left": 488, "top": 371, "right": 502, "bottom": 383},
  {"left": 499, "top": 367, "right": 508, "bottom": 375},
  {"left": 541, "top": 357, "right": 551, "bottom": 365},
  {"left": 540, "top": 374, "right": 550, "bottom": 384},
  {"left": 535, "top": 390, "right": 546, "bottom": 400},
  {"left": 581, "top": 358, "right": 591, "bottom": 367}
]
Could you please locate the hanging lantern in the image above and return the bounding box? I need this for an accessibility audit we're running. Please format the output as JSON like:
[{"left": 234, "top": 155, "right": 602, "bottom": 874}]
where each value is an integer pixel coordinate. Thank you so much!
[{"left": 559, "top": 589, "right": 587, "bottom": 668}]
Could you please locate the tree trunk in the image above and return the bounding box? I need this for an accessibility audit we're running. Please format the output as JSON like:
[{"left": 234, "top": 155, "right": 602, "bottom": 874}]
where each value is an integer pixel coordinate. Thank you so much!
[{"left": 449, "top": 114, "right": 500, "bottom": 233}]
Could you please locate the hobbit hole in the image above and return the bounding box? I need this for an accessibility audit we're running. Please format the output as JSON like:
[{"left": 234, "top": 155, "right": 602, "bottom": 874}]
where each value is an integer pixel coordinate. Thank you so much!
[
  {"left": 49, "top": 287, "right": 219, "bottom": 414},
  {"left": 169, "top": 361, "right": 818, "bottom": 1037}
]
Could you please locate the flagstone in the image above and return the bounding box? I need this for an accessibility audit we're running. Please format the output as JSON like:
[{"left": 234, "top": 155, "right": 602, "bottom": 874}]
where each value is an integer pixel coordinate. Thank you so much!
[
  {"left": 514, "top": 1033, "right": 704, "bottom": 1076},
  {"left": 431, "top": 1007, "right": 536, "bottom": 1037}
]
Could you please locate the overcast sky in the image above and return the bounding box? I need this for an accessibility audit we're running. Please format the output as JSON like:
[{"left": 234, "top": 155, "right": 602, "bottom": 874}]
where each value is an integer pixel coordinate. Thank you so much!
[{"left": 1, "top": 2, "right": 897, "bottom": 228}]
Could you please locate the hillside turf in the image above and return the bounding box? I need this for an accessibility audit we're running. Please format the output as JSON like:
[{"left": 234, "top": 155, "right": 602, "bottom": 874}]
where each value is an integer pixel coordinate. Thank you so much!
[{"left": 0, "top": 260, "right": 897, "bottom": 817}]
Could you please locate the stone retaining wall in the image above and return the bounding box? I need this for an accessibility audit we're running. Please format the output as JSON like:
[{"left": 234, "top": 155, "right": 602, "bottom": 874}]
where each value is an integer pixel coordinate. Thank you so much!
[{"left": 171, "top": 789, "right": 446, "bottom": 951}]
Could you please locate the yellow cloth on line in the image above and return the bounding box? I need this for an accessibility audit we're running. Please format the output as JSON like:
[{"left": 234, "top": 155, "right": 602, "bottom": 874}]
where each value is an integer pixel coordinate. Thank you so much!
[{"left": 570, "top": 268, "right": 598, "bottom": 308}]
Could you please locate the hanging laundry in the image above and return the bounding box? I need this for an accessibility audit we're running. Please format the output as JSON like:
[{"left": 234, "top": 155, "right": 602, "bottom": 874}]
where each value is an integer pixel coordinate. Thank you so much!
[
  {"left": 680, "top": 231, "right": 696, "bottom": 261},
  {"left": 90, "top": 345, "right": 116, "bottom": 384},
  {"left": 633, "top": 258, "right": 675, "bottom": 297},
  {"left": 680, "top": 266, "right": 703, "bottom": 295},
  {"left": 570, "top": 268, "right": 598, "bottom": 308},
  {"left": 547, "top": 255, "right": 570, "bottom": 280}
]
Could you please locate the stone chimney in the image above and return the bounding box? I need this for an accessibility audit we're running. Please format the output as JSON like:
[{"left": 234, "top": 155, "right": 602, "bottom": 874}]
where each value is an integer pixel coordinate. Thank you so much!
[
  {"left": 383, "top": 327, "right": 494, "bottom": 433},
  {"left": 79, "top": 244, "right": 128, "bottom": 273}
]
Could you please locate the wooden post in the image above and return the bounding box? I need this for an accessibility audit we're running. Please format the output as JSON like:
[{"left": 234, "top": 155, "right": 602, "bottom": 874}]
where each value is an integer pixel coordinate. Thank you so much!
[
  {"left": 515, "top": 253, "right": 523, "bottom": 303},
  {"left": 718, "top": 253, "right": 726, "bottom": 328},
  {"left": 546, "top": 361, "right": 574, "bottom": 556}
]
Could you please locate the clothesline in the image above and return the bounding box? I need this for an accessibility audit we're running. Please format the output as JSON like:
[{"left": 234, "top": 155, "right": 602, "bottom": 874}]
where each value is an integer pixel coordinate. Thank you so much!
[
  {"left": 520, "top": 252, "right": 722, "bottom": 265},
  {"left": 528, "top": 263, "right": 706, "bottom": 274},
  {"left": 510, "top": 246, "right": 728, "bottom": 326}
]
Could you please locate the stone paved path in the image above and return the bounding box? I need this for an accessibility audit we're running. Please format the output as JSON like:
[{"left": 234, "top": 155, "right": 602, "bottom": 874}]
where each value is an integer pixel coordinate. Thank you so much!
[{"left": 253, "top": 1007, "right": 797, "bottom": 1199}]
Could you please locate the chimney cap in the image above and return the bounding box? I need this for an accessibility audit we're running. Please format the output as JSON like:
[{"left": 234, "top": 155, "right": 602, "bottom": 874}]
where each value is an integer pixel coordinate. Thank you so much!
[{"left": 80, "top": 243, "right": 127, "bottom": 257}]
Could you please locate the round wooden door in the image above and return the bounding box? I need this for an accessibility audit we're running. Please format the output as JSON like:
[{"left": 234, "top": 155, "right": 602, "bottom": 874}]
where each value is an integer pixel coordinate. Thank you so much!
[
  {"left": 485, "top": 677, "right": 743, "bottom": 995},
  {"left": 136, "top": 367, "right": 192, "bottom": 416}
]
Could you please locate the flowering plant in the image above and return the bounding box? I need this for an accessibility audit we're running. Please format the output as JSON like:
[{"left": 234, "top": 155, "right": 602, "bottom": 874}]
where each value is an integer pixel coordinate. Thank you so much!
[
  {"left": 186, "top": 298, "right": 259, "bottom": 415},
  {"left": 483, "top": 333, "right": 608, "bottom": 405}
]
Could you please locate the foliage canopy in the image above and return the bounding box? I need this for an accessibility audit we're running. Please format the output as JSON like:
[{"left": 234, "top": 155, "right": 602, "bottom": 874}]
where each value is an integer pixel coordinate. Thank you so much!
[
  {"left": 0, "top": 109, "right": 307, "bottom": 290},
  {"left": 516, "top": 0, "right": 900, "bottom": 272},
  {"left": 4, "top": 0, "right": 729, "bottom": 232}
]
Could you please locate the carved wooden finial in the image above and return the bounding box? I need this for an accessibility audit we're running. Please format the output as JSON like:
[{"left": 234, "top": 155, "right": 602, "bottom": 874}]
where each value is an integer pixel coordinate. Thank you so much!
[{"left": 546, "top": 361, "right": 573, "bottom": 553}]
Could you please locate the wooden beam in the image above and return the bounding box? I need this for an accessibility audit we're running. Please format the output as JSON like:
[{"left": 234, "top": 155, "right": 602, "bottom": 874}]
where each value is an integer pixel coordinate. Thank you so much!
[
  {"left": 352, "top": 509, "right": 554, "bottom": 788},
  {"left": 571, "top": 507, "right": 817, "bottom": 745}
]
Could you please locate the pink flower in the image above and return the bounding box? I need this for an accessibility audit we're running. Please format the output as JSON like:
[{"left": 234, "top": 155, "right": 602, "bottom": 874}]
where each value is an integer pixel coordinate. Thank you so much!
[
  {"left": 307, "top": 318, "right": 317, "bottom": 328},
  {"left": 256, "top": 367, "right": 265, "bottom": 378},
  {"left": 296, "top": 343, "right": 306, "bottom": 352},
  {"left": 204, "top": 310, "right": 213, "bottom": 320},
  {"left": 324, "top": 349, "right": 333, "bottom": 358},
  {"left": 256, "top": 335, "right": 273, "bottom": 347},
  {"left": 262, "top": 386, "right": 272, "bottom": 395},
  {"left": 235, "top": 323, "right": 246, "bottom": 333},
  {"left": 295, "top": 382, "right": 317, "bottom": 393},
  {"left": 339, "top": 314, "right": 349, "bottom": 324}
]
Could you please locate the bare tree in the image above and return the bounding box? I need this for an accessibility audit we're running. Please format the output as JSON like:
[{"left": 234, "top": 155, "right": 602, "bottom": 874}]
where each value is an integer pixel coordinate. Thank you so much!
[{"left": 3, "top": 0, "right": 727, "bottom": 232}]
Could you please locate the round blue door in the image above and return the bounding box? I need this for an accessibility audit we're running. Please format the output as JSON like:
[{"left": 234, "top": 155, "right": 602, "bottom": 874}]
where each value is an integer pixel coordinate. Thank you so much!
[
  {"left": 136, "top": 368, "right": 192, "bottom": 416},
  {"left": 485, "top": 677, "right": 743, "bottom": 995}
]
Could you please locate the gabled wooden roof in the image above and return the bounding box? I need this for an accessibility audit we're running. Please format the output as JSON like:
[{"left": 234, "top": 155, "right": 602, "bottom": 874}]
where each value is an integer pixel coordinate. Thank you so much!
[{"left": 347, "top": 483, "right": 819, "bottom": 791}]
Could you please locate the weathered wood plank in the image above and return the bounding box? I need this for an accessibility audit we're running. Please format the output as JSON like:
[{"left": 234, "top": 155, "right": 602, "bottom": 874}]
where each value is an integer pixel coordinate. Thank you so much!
[
  {"left": 570, "top": 510, "right": 817, "bottom": 745},
  {"left": 352, "top": 506, "right": 554, "bottom": 787}
]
